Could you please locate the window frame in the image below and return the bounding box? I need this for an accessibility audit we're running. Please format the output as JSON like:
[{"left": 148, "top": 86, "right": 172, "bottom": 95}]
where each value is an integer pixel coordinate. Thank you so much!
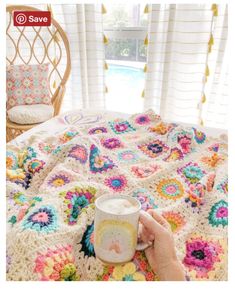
[{"left": 104, "top": 27, "right": 146, "bottom": 40}]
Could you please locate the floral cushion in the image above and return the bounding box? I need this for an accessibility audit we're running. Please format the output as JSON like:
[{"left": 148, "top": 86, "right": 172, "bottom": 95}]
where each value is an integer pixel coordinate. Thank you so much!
[{"left": 6, "top": 63, "right": 51, "bottom": 110}]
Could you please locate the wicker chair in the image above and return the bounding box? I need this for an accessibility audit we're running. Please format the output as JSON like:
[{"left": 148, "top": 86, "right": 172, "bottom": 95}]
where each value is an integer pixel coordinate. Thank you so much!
[{"left": 6, "top": 5, "right": 71, "bottom": 142}]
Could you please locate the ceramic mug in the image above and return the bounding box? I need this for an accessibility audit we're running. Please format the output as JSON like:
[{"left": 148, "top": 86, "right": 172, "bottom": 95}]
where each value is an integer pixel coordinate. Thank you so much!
[{"left": 94, "top": 194, "right": 151, "bottom": 264}]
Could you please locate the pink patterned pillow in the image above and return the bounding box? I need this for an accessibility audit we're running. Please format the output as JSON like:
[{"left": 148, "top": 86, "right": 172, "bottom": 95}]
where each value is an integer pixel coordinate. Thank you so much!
[{"left": 6, "top": 63, "right": 51, "bottom": 110}]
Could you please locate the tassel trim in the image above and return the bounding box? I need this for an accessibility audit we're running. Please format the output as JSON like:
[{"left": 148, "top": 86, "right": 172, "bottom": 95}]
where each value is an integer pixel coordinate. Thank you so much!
[
  {"left": 103, "top": 34, "right": 109, "bottom": 44},
  {"left": 144, "top": 35, "right": 149, "bottom": 45},
  {"left": 211, "top": 4, "right": 218, "bottom": 17},
  {"left": 144, "top": 5, "right": 149, "bottom": 14},
  {"left": 102, "top": 4, "right": 107, "bottom": 14}
]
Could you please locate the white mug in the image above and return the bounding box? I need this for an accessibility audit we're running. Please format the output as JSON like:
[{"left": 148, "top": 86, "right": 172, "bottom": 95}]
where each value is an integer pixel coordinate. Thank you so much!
[{"left": 94, "top": 194, "right": 150, "bottom": 264}]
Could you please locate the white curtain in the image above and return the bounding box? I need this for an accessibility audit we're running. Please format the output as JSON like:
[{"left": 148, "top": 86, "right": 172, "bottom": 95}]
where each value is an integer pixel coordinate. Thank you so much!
[
  {"left": 51, "top": 4, "right": 106, "bottom": 112},
  {"left": 144, "top": 4, "right": 228, "bottom": 129}
]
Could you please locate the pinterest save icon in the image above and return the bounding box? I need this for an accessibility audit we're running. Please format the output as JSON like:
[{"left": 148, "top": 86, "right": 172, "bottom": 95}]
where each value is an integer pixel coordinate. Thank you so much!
[
  {"left": 15, "top": 13, "right": 27, "bottom": 25},
  {"left": 13, "top": 11, "right": 51, "bottom": 26}
]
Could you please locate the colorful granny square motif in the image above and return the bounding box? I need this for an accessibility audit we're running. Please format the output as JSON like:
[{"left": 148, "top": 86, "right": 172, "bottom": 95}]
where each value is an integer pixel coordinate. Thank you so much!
[
  {"left": 59, "top": 130, "right": 79, "bottom": 143},
  {"left": 89, "top": 127, "right": 108, "bottom": 135},
  {"left": 185, "top": 183, "right": 206, "bottom": 210},
  {"left": 200, "top": 153, "right": 224, "bottom": 168},
  {"left": 8, "top": 192, "right": 42, "bottom": 226},
  {"left": 89, "top": 144, "right": 115, "bottom": 173},
  {"left": 164, "top": 147, "right": 184, "bottom": 162},
  {"left": 192, "top": 128, "right": 206, "bottom": 144},
  {"left": 21, "top": 147, "right": 37, "bottom": 165},
  {"left": 101, "top": 137, "right": 123, "bottom": 150},
  {"left": 217, "top": 179, "right": 228, "bottom": 195},
  {"left": 156, "top": 178, "right": 184, "bottom": 200},
  {"left": 34, "top": 245, "right": 80, "bottom": 281},
  {"left": 183, "top": 236, "right": 224, "bottom": 279},
  {"left": 80, "top": 222, "right": 95, "bottom": 257},
  {"left": 47, "top": 172, "right": 73, "bottom": 188},
  {"left": 104, "top": 175, "right": 128, "bottom": 192},
  {"left": 138, "top": 140, "right": 169, "bottom": 158},
  {"left": 97, "top": 251, "right": 157, "bottom": 281},
  {"left": 109, "top": 120, "right": 136, "bottom": 134},
  {"left": 60, "top": 186, "right": 96, "bottom": 225},
  {"left": 162, "top": 211, "right": 186, "bottom": 233},
  {"left": 131, "top": 163, "right": 160, "bottom": 178},
  {"left": 38, "top": 143, "right": 56, "bottom": 155},
  {"left": 27, "top": 159, "right": 45, "bottom": 174},
  {"left": 68, "top": 144, "right": 88, "bottom": 164},
  {"left": 149, "top": 122, "right": 173, "bottom": 135},
  {"left": 6, "top": 151, "right": 18, "bottom": 170},
  {"left": 177, "top": 162, "right": 206, "bottom": 185},
  {"left": 134, "top": 114, "right": 151, "bottom": 126},
  {"left": 208, "top": 200, "right": 228, "bottom": 227},
  {"left": 117, "top": 150, "right": 139, "bottom": 163},
  {"left": 208, "top": 143, "right": 220, "bottom": 152},
  {"left": 132, "top": 188, "right": 158, "bottom": 211},
  {"left": 6, "top": 169, "right": 32, "bottom": 189},
  {"left": 22, "top": 205, "right": 58, "bottom": 233}
]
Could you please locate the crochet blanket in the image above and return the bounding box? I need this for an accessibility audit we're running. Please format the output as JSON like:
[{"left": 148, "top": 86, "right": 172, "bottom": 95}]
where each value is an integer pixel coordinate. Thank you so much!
[{"left": 6, "top": 110, "right": 228, "bottom": 281}]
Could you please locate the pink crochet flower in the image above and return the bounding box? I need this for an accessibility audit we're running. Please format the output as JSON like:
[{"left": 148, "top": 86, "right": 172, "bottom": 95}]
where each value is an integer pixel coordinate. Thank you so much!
[
  {"left": 135, "top": 114, "right": 151, "bottom": 125},
  {"left": 178, "top": 134, "right": 192, "bottom": 154},
  {"left": 32, "top": 212, "right": 49, "bottom": 223},
  {"left": 104, "top": 175, "right": 127, "bottom": 192},
  {"left": 183, "top": 237, "right": 223, "bottom": 278},
  {"left": 131, "top": 164, "right": 159, "bottom": 178},
  {"left": 115, "top": 123, "right": 129, "bottom": 132}
]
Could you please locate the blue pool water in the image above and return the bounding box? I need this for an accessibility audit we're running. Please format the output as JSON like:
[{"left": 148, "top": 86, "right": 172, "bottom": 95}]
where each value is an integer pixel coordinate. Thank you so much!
[
  {"left": 107, "top": 64, "right": 145, "bottom": 82},
  {"left": 105, "top": 63, "right": 145, "bottom": 113}
]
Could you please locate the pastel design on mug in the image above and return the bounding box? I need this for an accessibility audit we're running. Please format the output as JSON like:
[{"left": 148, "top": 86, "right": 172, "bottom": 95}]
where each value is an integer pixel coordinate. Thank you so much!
[{"left": 96, "top": 220, "right": 137, "bottom": 254}]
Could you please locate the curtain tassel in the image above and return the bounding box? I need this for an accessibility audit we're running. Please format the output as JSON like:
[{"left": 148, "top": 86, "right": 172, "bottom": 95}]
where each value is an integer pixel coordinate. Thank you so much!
[
  {"left": 53, "top": 80, "right": 57, "bottom": 89},
  {"left": 144, "top": 35, "right": 149, "bottom": 46},
  {"left": 103, "top": 34, "right": 109, "bottom": 44},
  {"left": 105, "top": 86, "right": 108, "bottom": 93},
  {"left": 200, "top": 119, "right": 204, "bottom": 126},
  {"left": 143, "top": 64, "right": 147, "bottom": 73},
  {"left": 208, "top": 45, "right": 212, "bottom": 53},
  {"left": 102, "top": 4, "right": 107, "bottom": 14},
  {"left": 104, "top": 61, "right": 109, "bottom": 70},
  {"left": 202, "top": 93, "right": 206, "bottom": 104},
  {"left": 141, "top": 90, "right": 145, "bottom": 98},
  {"left": 211, "top": 4, "right": 218, "bottom": 17},
  {"left": 208, "top": 34, "right": 214, "bottom": 46},
  {"left": 208, "top": 34, "right": 214, "bottom": 53},
  {"left": 144, "top": 5, "right": 149, "bottom": 14},
  {"left": 205, "top": 65, "right": 210, "bottom": 77}
]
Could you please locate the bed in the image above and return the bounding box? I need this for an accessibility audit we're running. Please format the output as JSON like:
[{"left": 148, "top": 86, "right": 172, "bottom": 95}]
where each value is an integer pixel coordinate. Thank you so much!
[{"left": 6, "top": 109, "right": 228, "bottom": 281}]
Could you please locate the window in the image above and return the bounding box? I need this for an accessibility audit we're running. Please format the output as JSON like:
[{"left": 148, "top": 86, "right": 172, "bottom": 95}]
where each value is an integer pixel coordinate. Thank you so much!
[{"left": 103, "top": 4, "right": 148, "bottom": 114}]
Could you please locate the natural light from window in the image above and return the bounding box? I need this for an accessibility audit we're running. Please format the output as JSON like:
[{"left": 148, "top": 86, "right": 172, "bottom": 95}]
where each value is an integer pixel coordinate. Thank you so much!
[{"left": 103, "top": 4, "right": 147, "bottom": 114}]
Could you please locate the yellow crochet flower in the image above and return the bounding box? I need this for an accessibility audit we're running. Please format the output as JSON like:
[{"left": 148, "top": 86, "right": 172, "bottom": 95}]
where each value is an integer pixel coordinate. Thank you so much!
[
  {"left": 6, "top": 169, "right": 26, "bottom": 180},
  {"left": 149, "top": 122, "right": 168, "bottom": 135},
  {"left": 112, "top": 262, "right": 145, "bottom": 281},
  {"left": 18, "top": 150, "right": 28, "bottom": 168}
]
